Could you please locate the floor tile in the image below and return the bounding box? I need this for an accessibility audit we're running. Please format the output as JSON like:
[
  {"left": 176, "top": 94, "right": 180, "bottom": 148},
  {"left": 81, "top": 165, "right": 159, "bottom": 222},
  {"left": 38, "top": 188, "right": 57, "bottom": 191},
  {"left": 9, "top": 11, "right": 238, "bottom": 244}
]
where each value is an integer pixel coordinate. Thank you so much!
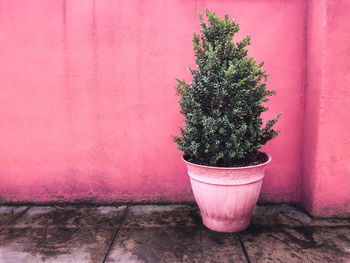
[
  {"left": 106, "top": 227, "right": 246, "bottom": 263},
  {"left": 0, "top": 206, "right": 27, "bottom": 228},
  {"left": 0, "top": 227, "right": 114, "bottom": 263},
  {"left": 10, "top": 205, "right": 127, "bottom": 228},
  {"left": 106, "top": 205, "right": 246, "bottom": 263},
  {"left": 240, "top": 226, "right": 350, "bottom": 263},
  {"left": 123, "top": 205, "right": 201, "bottom": 228},
  {"left": 251, "top": 204, "right": 312, "bottom": 227}
]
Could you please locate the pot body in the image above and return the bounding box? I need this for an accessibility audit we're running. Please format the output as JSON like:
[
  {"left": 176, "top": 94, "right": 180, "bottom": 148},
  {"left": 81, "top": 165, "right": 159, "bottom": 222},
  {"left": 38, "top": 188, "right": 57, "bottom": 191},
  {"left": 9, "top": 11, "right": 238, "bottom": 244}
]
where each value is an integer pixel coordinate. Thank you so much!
[{"left": 184, "top": 154, "right": 271, "bottom": 233}]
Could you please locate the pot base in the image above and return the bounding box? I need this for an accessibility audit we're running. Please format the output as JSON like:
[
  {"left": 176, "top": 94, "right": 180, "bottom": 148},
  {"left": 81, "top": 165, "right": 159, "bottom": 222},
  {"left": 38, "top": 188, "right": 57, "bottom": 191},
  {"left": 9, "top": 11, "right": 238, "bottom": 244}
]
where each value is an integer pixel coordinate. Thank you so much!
[{"left": 202, "top": 215, "right": 250, "bottom": 233}]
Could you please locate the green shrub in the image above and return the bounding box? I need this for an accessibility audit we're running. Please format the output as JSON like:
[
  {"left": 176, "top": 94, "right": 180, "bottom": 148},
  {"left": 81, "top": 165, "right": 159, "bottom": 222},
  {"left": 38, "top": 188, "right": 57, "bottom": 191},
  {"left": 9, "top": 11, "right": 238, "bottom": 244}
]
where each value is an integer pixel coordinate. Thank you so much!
[{"left": 173, "top": 10, "right": 281, "bottom": 167}]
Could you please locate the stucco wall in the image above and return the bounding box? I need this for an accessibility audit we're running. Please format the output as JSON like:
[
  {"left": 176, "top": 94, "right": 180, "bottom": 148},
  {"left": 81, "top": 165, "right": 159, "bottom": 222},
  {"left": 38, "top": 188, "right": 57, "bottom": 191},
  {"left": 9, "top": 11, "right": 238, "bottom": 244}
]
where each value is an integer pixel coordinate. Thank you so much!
[
  {"left": 302, "top": 0, "right": 350, "bottom": 217},
  {"left": 0, "top": 0, "right": 349, "bottom": 216}
]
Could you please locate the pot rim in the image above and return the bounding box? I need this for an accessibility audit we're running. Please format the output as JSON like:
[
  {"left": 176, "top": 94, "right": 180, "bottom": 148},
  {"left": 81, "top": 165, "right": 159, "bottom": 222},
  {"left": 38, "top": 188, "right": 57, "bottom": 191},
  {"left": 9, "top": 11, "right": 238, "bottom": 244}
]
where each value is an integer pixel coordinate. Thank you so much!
[{"left": 182, "top": 152, "right": 271, "bottom": 170}]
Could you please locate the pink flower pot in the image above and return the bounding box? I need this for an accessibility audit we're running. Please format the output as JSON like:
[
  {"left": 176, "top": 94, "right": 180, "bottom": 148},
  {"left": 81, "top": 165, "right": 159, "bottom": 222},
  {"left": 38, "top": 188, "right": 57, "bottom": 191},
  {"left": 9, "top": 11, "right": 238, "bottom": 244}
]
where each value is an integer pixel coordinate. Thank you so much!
[{"left": 183, "top": 153, "right": 271, "bottom": 233}]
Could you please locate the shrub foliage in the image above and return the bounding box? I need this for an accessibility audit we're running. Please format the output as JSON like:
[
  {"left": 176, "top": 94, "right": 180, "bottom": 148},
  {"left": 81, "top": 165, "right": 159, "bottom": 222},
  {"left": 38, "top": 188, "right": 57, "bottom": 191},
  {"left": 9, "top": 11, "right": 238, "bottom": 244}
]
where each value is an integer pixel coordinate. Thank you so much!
[{"left": 174, "top": 10, "right": 281, "bottom": 167}]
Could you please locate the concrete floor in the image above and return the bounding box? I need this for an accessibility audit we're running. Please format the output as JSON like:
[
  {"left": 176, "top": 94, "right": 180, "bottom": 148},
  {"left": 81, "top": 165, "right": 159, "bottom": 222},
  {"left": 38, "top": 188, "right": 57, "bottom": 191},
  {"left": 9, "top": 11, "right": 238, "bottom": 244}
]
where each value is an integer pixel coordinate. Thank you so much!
[{"left": 0, "top": 204, "right": 349, "bottom": 263}]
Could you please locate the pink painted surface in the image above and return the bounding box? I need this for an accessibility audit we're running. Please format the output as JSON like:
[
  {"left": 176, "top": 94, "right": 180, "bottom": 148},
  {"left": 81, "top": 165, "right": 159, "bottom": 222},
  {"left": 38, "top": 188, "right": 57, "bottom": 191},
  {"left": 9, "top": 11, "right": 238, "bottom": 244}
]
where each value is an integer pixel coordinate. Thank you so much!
[
  {"left": 0, "top": 0, "right": 331, "bottom": 208},
  {"left": 184, "top": 154, "right": 271, "bottom": 232},
  {"left": 302, "top": 0, "right": 350, "bottom": 217}
]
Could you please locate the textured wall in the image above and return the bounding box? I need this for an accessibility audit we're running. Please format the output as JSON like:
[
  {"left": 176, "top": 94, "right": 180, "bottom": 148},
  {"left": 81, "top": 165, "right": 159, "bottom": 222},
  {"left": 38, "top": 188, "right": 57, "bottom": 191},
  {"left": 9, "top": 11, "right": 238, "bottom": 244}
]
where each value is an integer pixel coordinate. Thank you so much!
[
  {"left": 0, "top": 0, "right": 325, "bottom": 208},
  {"left": 302, "top": 0, "right": 350, "bottom": 217}
]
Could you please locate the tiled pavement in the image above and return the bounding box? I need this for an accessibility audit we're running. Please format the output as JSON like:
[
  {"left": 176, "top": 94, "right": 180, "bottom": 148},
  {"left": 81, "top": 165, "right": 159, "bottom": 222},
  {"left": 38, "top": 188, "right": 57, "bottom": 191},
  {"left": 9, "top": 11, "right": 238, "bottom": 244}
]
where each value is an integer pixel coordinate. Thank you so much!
[{"left": 0, "top": 204, "right": 349, "bottom": 262}]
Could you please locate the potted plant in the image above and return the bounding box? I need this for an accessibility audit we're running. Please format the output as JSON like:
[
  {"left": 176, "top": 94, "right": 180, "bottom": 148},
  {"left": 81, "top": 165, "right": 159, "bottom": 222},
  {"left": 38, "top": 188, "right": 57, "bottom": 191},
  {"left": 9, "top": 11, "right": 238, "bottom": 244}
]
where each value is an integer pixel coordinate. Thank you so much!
[{"left": 173, "top": 10, "right": 281, "bottom": 232}]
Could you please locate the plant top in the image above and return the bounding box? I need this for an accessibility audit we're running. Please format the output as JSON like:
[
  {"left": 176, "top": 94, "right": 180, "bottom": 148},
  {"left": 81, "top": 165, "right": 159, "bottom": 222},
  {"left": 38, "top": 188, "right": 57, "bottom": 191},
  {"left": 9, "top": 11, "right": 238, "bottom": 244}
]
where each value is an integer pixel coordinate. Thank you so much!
[{"left": 174, "top": 10, "right": 281, "bottom": 167}]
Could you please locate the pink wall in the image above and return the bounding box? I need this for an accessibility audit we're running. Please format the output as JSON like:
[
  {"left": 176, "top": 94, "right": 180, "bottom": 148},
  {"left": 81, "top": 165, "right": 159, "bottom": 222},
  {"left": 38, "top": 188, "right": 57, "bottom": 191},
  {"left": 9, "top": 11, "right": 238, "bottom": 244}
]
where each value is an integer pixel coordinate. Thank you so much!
[
  {"left": 302, "top": 0, "right": 350, "bottom": 217},
  {"left": 0, "top": 0, "right": 349, "bottom": 216}
]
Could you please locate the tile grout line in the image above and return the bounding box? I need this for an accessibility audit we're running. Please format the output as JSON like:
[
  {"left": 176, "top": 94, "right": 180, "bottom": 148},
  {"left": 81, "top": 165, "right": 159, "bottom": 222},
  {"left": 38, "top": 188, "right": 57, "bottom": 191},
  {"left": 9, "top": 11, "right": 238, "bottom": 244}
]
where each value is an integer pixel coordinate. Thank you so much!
[
  {"left": 237, "top": 233, "right": 251, "bottom": 263},
  {"left": 0, "top": 207, "right": 30, "bottom": 233},
  {"left": 101, "top": 205, "right": 130, "bottom": 263}
]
